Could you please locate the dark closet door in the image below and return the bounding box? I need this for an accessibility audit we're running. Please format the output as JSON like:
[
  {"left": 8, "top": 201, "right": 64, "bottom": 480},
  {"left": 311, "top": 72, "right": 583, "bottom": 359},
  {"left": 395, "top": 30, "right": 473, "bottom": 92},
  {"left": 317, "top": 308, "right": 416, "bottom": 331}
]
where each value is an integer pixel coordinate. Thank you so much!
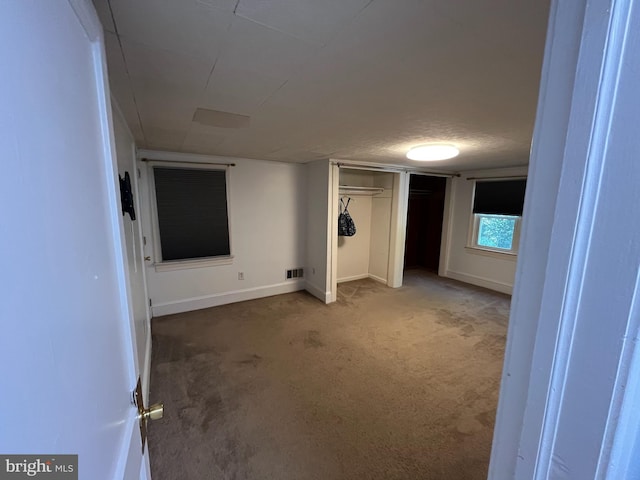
[{"left": 404, "top": 176, "right": 446, "bottom": 271}]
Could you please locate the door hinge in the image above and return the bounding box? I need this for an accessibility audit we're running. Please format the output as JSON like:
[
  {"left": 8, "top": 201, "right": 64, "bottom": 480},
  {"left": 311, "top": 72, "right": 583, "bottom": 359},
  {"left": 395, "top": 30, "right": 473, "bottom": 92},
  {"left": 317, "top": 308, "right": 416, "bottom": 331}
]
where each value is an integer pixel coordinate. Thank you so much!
[
  {"left": 149, "top": 299, "right": 152, "bottom": 307},
  {"left": 137, "top": 168, "right": 141, "bottom": 179},
  {"left": 143, "top": 236, "right": 147, "bottom": 246}
]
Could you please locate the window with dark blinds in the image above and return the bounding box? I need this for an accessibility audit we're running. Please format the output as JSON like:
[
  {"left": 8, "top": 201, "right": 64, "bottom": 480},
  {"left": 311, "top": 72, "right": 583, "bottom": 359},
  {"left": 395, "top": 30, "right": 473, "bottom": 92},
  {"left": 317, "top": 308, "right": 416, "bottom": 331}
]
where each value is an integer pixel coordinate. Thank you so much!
[
  {"left": 473, "top": 179, "right": 527, "bottom": 216},
  {"left": 153, "top": 167, "right": 230, "bottom": 261}
]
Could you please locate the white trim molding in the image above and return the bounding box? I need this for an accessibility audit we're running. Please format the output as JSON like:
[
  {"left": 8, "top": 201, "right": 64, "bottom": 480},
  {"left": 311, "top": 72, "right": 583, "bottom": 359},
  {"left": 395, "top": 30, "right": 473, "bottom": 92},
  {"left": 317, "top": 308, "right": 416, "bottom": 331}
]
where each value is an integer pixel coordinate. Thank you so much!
[
  {"left": 337, "top": 273, "right": 370, "bottom": 283},
  {"left": 152, "top": 280, "right": 306, "bottom": 316},
  {"left": 463, "top": 246, "right": 518, "bottom": 261},
  {"left": 336, "top": 273, "right": 388, "bottom": 285},
  {"left": 304, "top": 281, "right": 332, "bottom": 304},
  {"left": 153, "top": 256, "right": 234, "bottom": 272},
  {"left": 438, "top": 177, "right": 455, "bottom": 277},
  {"left": 489, "top": 0, "right": 640, "bottom": 478},
  {"left": 386, "top": 171, "right": 410, "bottom": 289},
  {"left": 367, "top": 273, "right": 388, "bottom": 285},
  {"left": 444, "top": 270, "right": 513, "bottom": 295}
]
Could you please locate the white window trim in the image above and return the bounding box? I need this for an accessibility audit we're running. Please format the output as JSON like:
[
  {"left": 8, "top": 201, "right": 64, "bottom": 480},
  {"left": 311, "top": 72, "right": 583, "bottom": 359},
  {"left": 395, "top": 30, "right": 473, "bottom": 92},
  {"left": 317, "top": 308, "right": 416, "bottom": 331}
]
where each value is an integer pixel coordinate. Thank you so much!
[
  {"left": 153, "top": 256, "right": 234, "bottom": 272},
  {"left": 147, "top": 161, "right": 233, "bottom": 271},
  {"left": 466, "top": 213, "right": 521, "bottom": 257}
]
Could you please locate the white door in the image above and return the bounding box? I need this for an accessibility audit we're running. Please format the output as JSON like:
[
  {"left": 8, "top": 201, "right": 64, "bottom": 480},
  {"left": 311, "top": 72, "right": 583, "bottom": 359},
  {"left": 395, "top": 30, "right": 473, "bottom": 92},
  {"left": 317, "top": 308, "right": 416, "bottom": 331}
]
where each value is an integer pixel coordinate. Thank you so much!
[
  {"left": 112, "top": 103, "right": 153, "bottom": 404},
  {"left": 0, "top": 1, "right": 147, "bottom": 478}
]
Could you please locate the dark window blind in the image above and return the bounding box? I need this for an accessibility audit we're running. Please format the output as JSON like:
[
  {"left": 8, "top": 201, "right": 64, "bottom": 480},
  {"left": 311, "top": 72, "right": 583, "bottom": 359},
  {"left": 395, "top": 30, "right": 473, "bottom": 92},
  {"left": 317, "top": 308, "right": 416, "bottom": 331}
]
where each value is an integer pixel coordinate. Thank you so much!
[
  {"left": 153, "top": 167, "right": 230, "bottom": 261},
  {"left": 473, "top": 179, "right": 527, "bottom": 216}
]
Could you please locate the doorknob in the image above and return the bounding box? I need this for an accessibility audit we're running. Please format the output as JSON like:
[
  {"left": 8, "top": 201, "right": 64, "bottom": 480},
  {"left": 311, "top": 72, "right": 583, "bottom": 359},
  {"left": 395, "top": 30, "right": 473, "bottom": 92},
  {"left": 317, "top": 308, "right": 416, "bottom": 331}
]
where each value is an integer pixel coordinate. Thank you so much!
[
  {"left": 132, "top": 377, "right": 163, "bottom": 452},
  {"left": 144, "top": 256, "right": 151, "bottom": 261},
  {"left": 143, "top": 403, "right": 164, "bottom": 421}
]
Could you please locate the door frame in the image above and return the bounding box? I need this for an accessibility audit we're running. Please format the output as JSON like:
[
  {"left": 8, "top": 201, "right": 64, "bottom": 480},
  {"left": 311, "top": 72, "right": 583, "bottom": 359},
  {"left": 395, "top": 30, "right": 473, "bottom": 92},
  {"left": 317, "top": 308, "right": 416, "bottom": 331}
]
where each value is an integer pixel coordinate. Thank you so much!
[
  {"left": 111, "top": 98, "right": 153, "bottom": 407},
  {"left": 328, "top": 162, "right": 410, "bottom": 302},
  {"left": 403, "top": 173, "right": 449, "bottom": 273},
  {"left": 489, "top": 0, "right": 640, "bottom": 477}
]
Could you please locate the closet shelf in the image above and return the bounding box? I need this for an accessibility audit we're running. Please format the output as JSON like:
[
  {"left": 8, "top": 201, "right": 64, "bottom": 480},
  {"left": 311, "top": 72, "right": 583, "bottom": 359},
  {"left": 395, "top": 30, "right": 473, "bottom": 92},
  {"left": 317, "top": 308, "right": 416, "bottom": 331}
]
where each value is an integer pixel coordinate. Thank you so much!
[{"left": 339, "top": 185, "right": 385, "bottom": 196}]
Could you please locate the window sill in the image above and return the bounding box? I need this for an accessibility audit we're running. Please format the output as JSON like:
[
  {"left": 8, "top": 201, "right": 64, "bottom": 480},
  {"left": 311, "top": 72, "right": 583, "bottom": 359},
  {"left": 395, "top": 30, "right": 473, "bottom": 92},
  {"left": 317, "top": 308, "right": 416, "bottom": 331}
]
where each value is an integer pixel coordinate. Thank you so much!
[
  {"left": 154, "top": 255, "right": 234, "bottom": 272},
  {"left": 465, "top": 246, "right": 518, "bottom": 260}
]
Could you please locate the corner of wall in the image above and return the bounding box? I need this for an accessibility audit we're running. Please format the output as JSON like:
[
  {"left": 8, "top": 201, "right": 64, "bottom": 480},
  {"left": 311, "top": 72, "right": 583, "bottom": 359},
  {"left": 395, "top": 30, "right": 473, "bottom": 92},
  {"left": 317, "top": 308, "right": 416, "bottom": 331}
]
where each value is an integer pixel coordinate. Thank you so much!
[
  {"left": 443, "top": 270, "right": 513, "bottom": 295},
  {"left": 304, "top": 159, "right": 334, "bottom": 304},
  {"left": 442, "top": 166, "right": 529, "bottom": 294},
  {"left": 438, "top": 177, "right": 455, "bottom": 277},
  {"left": 387, "top": 171, "right": 410, "bottom": 288},
  {"left": 304, "top": 280, "right": 332, "bottom": 304}
]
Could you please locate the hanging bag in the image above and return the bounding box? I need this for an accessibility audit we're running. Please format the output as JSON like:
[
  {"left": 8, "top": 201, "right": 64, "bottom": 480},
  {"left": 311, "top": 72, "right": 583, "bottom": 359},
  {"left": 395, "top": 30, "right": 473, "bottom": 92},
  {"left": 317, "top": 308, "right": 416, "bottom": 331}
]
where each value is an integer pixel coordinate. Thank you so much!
[{"left": 338, "top": 198, "right": 356, "bottom": 237}]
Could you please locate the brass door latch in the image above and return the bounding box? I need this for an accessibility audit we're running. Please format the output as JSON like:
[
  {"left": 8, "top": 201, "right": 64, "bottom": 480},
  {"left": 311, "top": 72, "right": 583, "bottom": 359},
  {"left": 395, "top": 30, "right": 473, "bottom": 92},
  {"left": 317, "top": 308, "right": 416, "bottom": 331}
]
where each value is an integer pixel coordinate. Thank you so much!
[{"left": 132, "top": 377, "right": 164, "bottom": 452}]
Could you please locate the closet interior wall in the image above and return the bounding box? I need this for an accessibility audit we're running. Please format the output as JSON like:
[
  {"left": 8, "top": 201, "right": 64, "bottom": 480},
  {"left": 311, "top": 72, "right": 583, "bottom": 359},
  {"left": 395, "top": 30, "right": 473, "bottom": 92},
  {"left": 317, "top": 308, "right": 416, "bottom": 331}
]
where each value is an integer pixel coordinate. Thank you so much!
[{"left": 337, "top": 169, "right": 393, "bottom": 284}]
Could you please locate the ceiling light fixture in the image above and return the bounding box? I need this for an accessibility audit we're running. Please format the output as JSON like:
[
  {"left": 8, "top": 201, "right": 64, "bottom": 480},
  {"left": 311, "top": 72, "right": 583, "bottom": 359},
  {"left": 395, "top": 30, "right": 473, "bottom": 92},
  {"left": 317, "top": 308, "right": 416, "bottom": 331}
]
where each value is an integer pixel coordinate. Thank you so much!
[{"left": 406, "top": 144, "right": 459, "bottom": 161}]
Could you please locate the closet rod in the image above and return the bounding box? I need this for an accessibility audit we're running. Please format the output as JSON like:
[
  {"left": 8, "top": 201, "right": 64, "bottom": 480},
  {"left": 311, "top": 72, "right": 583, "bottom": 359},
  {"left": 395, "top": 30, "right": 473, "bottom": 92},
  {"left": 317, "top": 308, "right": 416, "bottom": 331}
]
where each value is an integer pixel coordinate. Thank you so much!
[
  {"left": 339, "top": 186, "right": 384, "bottom": 191},
  {"left": 140, "top": 158, "right": 235, "bottom": 167},
  {"left": 410, "top": 170, "right": 460, "bottom": 178},
  {"left": 339, "top": 186, "right": 385, "bottom": 196},
  {"left": 336, "top": 163, "right": 403, "bottom": 173},
  {"left": 466, "top": 175, "right": 526, "bottom": 181},
  {"left": 335, "top": 162, "right": 459, "bottom": 178}
]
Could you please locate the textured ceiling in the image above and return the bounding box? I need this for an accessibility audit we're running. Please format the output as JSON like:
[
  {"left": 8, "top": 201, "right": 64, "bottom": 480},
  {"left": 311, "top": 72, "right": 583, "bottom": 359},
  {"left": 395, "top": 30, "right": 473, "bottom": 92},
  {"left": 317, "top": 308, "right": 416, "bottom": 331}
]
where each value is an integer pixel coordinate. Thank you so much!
[{"left": 95, "top": 0, "right": 550, "bottom": 170}]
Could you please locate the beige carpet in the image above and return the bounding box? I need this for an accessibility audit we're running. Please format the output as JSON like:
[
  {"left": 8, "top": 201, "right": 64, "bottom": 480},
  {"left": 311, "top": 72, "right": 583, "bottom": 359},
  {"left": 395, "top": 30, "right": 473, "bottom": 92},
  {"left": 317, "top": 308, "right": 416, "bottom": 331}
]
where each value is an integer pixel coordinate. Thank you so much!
[{"left": 148, "top": 270, "right": 510, "bottom": 480}]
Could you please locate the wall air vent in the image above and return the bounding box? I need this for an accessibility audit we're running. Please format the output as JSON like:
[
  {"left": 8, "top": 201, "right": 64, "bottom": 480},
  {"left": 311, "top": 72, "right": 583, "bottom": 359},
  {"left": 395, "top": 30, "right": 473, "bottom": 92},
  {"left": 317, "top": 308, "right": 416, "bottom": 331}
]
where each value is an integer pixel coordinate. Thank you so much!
[{"left": 286, "top": 268, "right": 304, "bottom": 280}]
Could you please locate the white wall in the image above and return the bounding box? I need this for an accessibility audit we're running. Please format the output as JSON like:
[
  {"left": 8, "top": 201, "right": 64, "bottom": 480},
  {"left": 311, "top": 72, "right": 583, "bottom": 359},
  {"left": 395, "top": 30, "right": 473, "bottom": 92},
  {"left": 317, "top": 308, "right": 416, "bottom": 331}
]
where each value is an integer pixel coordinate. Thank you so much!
[
  {"left": 305, "top": 159, "right": 333, "bottom": 302},
  {"left": 139, "top": 150, "right": 307, "bottom": 316},
  {"left": 337, "top": 195, "right": 372, "bottom": 282},
  {"left": 369, "top": 192, "right": 392, "bottom": 282},
  {"left": 112, "top": 101, "right": 151, "bottom": 396},
  {"left": 442, "top": 166, "right": 528, "bottom": 294},
  {"left": 369, "top": 172, "right": 394, "bottom": 283}
]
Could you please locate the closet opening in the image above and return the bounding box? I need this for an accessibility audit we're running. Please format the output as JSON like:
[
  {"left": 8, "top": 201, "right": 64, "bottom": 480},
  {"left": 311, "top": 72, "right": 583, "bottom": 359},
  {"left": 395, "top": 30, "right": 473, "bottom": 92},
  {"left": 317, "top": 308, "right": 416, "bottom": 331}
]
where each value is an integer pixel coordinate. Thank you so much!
[
  {"left": 336, "top": 168, "right": 396, "bottom": 286},
  {"left": 404, "top": 174, "right": 447, "bottom": 274}
]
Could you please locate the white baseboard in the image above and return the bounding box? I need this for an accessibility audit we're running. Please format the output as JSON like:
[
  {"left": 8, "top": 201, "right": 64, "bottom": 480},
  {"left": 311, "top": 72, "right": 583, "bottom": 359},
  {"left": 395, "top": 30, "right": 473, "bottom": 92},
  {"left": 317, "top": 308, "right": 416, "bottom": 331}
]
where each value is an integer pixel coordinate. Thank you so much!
[
  {"left": 337, "top": 273, "right": 370, "bottom": 283},
  {"left": 152, "top": 280, "right": 306, "bottom": 316},
  {"left": 444, "top": 270, "right": 513, "bottom": 294},
  {"left": 338, "top": 273, "right": 388, "bottom": 285},
  {"left": 368, "top": 273, "right": 388, "bottom": 285},
  {"left": 305, "top": 281, "right": 332, "bottom": 303}
]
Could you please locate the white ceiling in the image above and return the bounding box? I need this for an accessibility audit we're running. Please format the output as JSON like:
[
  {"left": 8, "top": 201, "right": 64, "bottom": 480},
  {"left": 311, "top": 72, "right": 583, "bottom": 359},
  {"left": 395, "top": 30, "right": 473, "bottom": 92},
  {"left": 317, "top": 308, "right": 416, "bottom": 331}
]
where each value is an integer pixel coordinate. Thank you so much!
[{"left": 95, "top": 0, "right": 550, "bottom": 170}]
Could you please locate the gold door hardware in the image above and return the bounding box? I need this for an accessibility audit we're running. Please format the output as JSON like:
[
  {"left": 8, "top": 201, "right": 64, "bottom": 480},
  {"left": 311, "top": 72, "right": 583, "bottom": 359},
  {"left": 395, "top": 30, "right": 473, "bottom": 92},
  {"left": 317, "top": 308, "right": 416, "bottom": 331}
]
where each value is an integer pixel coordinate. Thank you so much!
[
  {"left": 132, "top": 377, "right": 164, "bottom": 452},
  {"left": 143, "top": 403, "right": 164, "bottom": 421},
  {"left": 144, "top": 256, "right": 151, "bottom": 261}
]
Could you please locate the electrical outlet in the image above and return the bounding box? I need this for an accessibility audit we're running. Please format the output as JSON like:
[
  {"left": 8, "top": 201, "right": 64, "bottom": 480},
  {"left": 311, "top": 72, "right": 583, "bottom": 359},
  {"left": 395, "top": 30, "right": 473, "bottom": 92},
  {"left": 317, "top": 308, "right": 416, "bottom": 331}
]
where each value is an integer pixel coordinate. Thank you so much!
[{"left": 238, "top": 272, "right": 244, "bottom": 280}]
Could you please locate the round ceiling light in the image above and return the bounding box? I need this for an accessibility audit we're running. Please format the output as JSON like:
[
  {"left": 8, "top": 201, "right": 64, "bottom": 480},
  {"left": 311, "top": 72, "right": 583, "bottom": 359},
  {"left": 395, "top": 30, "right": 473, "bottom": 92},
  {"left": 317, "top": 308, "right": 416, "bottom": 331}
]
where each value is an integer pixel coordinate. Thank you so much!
[{"left": 406, "top": 144, "right": 459, "bottom": 161}]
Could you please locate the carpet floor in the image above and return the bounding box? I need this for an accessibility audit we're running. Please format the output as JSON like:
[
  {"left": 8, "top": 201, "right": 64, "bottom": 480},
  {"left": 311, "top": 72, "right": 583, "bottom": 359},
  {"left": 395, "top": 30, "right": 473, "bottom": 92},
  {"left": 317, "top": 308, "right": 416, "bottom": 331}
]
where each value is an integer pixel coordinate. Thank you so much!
[{"left": 148, "top": 270, "right": 510, "bottom": 480}]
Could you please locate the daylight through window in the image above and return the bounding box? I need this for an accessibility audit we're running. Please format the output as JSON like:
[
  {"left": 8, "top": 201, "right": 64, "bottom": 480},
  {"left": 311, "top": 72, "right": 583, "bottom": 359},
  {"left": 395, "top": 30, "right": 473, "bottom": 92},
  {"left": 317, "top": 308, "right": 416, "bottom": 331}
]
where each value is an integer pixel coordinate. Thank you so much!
[
  {"left": 469, "top": 179, "right": 526, "bottom": 254},
  {"left": 477, "top": 214, "right": 517, "bottom": 250}
]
